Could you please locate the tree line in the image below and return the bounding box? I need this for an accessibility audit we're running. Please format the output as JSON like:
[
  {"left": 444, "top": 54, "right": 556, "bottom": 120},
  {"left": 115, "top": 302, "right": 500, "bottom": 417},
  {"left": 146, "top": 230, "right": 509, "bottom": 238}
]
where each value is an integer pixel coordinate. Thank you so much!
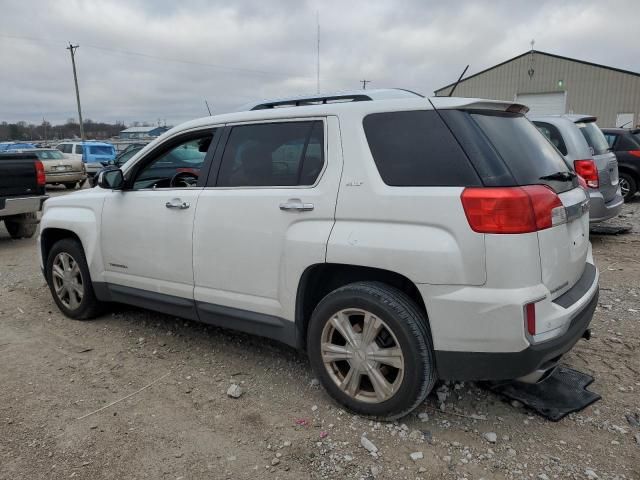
[{"left": 0, "top": 119, "right": 153, "bottom": 142}]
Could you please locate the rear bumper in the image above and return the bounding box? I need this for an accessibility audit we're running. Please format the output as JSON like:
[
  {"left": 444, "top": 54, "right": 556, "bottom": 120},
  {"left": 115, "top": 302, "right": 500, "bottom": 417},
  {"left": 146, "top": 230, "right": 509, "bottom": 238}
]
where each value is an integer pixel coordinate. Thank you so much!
[
  {"left": 45, "top": 172, "right": 87, "bottom": 184},
  {"left": 588, "top": 189, "right": 623, "bottom": 223},
  {"left": 435, "top": 289, "right": 597, "bottom": 381},
  {"left": 84, "top": 163, "right": 106, "bottom": 175},
  {"left": 431, "top": 263, "right": 599, "bottom": 382},
  {"left": 0, "top": 195, "right": 48, "bottom": 218}
]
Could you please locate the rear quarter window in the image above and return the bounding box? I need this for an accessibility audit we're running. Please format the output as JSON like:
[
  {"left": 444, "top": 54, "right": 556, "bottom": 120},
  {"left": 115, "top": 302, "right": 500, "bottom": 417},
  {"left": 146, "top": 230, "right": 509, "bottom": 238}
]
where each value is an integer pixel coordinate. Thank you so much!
[
  {"left": 363, "top": 110, "right": 481, "bottom": 187},
  {"left": 576, "top": 122, "right": 609, "bottom": 155}
]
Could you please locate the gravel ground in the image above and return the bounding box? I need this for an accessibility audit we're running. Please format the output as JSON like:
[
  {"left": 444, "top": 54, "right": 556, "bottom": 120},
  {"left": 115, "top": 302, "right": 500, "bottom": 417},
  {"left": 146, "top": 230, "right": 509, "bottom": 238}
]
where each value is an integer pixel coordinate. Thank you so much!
[{"left": 0, "top": 188, "right": 638, "bottom": 480}]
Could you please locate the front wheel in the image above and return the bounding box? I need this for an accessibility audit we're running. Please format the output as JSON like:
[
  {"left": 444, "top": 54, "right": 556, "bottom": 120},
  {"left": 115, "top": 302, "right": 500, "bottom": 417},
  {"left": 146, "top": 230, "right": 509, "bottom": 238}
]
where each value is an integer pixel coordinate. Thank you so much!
[
  {"left": 619, "top": 172, "right": 637, "bottom": 202},
  {"left": 307, "top": 282, "right": 436, "bottom": 420},
  {"left": 45, "top": 238, "right": 104, "bottom": 319}
]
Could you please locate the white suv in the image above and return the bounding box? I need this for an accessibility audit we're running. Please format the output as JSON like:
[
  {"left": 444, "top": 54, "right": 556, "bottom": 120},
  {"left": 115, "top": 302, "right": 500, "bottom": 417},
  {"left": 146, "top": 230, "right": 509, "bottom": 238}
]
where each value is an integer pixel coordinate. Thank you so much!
[{"left": 39, "top": 90, "right": 599, "bottom": 419}]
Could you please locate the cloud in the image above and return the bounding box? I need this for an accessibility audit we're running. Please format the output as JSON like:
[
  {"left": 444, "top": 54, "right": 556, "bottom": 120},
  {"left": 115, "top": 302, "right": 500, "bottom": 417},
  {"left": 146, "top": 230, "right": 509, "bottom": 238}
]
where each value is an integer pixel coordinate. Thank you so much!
[{"left": 0, "top": 0, "right": 638, "bottom": 125}]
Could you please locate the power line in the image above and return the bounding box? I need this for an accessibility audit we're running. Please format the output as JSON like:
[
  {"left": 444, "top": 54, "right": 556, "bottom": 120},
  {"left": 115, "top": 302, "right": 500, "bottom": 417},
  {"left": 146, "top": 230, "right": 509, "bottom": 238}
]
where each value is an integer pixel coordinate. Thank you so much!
[{"left": 0, "top": 32, "right": 302, "bottom": 79}]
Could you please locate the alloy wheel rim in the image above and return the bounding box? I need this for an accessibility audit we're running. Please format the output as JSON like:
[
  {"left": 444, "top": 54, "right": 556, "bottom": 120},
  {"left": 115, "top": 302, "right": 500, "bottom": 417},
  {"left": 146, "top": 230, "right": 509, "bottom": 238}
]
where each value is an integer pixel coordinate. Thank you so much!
[
  {"left": 619, "top": 177, "right": 630, "bottom": 198},
  {"left": 320, "top": 309, "right": 404, "bottom": 403},
  {"left": 51, "top": 252, "right": 84, "bottom": 310}
]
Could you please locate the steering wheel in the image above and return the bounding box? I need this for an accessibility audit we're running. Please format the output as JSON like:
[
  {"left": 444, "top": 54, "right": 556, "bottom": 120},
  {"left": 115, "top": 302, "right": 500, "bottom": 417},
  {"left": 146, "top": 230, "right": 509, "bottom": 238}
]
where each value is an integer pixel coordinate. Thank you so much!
[{"left": 170, "top": 171, "right": 199, "bottom": 188}]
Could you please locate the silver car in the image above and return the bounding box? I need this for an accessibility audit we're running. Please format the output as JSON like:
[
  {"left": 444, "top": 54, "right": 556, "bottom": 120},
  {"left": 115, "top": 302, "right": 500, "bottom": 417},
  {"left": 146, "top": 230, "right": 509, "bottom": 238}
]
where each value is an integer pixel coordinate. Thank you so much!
[{"left": 531, "top": 114, "right": 623, "bottom": 223}]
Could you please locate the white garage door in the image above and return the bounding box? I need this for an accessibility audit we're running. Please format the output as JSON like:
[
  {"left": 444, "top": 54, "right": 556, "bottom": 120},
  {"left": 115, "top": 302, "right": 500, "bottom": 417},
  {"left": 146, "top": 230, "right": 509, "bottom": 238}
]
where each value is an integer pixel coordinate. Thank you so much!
[
  {"left": 516, "top": 92, "right": 567, "bottom": 116},
  {"left": 616, "top": 113, "right": 634, "bottom": 128}
]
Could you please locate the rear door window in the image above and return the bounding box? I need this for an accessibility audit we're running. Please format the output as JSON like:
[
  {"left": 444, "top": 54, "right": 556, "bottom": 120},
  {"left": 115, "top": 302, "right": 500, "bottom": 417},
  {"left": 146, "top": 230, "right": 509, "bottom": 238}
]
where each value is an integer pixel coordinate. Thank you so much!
[
  {"left": 74, "top": 145, "right": 84, "bottom": 155},
  {"left": 576, "top": 121, "right": 609, "bottom": 155},
  {"left": 363, "top": 110, "right": 481, "bottom": 186},
  {"left": 216, "top": 121, "right": 324, "bottom": 187},
  {"left": 615, "top": 133, "right": 640, "bottom": 151}
]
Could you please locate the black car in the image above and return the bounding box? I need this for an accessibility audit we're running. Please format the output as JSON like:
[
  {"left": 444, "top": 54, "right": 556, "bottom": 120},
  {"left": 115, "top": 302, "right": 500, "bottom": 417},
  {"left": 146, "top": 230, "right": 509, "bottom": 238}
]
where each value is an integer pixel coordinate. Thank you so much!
[{"left": 602, "top": 128, "right": 640, "bottom": 201}]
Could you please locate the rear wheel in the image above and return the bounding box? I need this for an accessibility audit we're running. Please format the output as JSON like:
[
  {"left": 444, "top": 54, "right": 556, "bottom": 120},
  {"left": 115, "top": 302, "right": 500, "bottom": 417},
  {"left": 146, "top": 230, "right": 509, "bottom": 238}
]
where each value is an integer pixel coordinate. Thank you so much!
[
  {"left": 4, "top": 213, "right": 37, "bottom": 239},
  {"left": 619, "top": 172, "right": 637, "bottom": 202},
  {"left": 63, "top": 182, "right": 77, "bottom": 189},
  {"left": 45, "top": 238, "right": 103, "bottom": 319},
  {"left": 307, "top": 281, "right": 436, "bottom": 419}
]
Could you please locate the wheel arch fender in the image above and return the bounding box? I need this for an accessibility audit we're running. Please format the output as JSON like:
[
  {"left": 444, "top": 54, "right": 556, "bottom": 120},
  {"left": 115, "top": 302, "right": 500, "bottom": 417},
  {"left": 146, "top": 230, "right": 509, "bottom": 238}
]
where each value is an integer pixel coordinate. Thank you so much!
[
  {"left": 294, "top": 263, "right": 430, "bottom": 351},
  {"left": 40, "top": 207, "right": 104, "bottom": 282}
]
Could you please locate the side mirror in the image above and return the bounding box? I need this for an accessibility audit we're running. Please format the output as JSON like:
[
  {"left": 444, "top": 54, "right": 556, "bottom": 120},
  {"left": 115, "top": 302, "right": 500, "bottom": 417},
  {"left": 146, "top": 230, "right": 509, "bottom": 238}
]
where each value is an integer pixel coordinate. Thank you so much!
[{"left": 97, "top": 168, "right": 124, "bottom": 190}]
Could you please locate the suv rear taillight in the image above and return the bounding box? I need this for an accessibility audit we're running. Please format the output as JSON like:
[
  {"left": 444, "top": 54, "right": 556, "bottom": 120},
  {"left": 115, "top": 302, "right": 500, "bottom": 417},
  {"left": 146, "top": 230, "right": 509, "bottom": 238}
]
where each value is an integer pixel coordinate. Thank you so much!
[
  {"left": 35, "top": 160, "right": 46, "bottom": 186},
  {"left": 573, "top": 159, "right": 599, "bottom": 188},
  {"left": 629, "top": 150, "right": 640, "bottom": 158},
  {"left": 524, "top": 302, "right": 536, "bottom": 335},
  {"left": 461, "top": 185, "right": 565, "bottom": 234}
]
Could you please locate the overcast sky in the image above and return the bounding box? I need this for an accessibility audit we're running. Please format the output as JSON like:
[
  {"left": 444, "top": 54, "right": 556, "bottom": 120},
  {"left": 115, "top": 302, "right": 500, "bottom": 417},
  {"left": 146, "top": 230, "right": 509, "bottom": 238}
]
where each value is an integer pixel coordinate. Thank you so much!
[{"left": 1, "top": 0, "right": 638, "bottom": 126}]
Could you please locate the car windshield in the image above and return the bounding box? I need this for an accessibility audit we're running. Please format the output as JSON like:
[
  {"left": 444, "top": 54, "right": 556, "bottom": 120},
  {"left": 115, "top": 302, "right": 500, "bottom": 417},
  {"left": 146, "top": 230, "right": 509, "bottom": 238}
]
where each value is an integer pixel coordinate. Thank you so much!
[
  {"left": 89, "top": 145, "right": 114, "bottom": 155},
  {"left": 36, "top": 150, "right": 65, "bottom": 160},
  {"left": 576, "top": 121, "right": 609, "bottom": 156}
]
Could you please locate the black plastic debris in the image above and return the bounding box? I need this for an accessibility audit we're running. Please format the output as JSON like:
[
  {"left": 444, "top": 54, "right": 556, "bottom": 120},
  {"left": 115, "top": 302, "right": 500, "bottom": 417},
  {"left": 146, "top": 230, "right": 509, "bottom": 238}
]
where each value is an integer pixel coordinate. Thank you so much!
[
  {"left": 487, "top": 366, "right": 601, "bottom": 422},
  {"left": 589, "top": 225, "right": 632, "bottom": 235}
]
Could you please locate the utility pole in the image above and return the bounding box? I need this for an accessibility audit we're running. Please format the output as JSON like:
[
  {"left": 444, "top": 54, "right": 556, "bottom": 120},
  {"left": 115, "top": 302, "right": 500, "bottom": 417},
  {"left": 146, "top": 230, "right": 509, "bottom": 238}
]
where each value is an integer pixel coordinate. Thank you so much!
[
  {"left": 360, "top": 79, "right": 371, "bottom": 90},
  {"left": 66, "top": 43, "right": 85, "bottom": 142},
  {"left": 316, "top": 11, "right": 320, "bottom": 94}
]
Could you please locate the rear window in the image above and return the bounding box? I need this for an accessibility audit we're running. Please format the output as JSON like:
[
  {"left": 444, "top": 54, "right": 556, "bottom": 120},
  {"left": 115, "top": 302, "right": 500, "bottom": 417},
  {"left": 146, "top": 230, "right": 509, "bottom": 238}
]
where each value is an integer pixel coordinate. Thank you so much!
[
  {"left": 36, "top": 150, "right": 65, "bottom": 160},
  {"left": 576, "top": 121, "right": 609, "bottom": 156},
  {"left": 469, "top": 112, "right": 571, "bottom": 185},
  {"left": 533, "top": 121, "right": 568, "bottom": 156},
  {"left": 89, "top": 145, "right": 114, "bottom": 156},
  {"left": 363, "top": 110, "right": 481, "bottom": 186}
]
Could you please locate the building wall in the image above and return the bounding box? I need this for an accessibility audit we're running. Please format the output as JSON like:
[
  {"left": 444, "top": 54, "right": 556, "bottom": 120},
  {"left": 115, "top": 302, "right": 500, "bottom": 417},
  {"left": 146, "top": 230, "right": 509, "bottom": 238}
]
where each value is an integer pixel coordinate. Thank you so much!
[{"left": 435, "top": 52, "right": 640, "bottom": 127}]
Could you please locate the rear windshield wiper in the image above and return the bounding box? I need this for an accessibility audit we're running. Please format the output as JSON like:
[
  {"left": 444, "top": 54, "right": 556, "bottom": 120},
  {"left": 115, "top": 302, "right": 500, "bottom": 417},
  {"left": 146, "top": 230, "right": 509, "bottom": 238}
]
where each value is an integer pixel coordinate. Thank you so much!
[{"left": 539, "top": 171, "right": 576, "bottom": 182}]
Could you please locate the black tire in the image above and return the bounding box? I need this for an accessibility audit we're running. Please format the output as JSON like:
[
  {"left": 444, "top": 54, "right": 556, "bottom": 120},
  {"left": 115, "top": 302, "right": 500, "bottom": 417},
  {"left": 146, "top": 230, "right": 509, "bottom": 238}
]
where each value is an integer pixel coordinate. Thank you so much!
[
  {"left": 45, "top": 238, "right": 103, "bottom": 320},
  {"left": 4, "top": 213, "right": 37, "bottom": 239},
  {"left": 619, "top": 172, "right": 637, "bottom": 202},
  {"left": 63, "top": 182, "right": 77, "bottom": 189},
  {"left": 307, "top": 281, "right": 436, "bottom": 420}
]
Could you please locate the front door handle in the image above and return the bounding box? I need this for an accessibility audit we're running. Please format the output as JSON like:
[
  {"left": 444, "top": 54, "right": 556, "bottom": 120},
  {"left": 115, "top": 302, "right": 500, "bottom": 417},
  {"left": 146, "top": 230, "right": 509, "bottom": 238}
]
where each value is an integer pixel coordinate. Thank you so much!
[
  {"left": 279, "top": 198, "right": 314, "bottom": 212},
  {"left": 165, "top": 198, "right": 190, "bottom": 209}
]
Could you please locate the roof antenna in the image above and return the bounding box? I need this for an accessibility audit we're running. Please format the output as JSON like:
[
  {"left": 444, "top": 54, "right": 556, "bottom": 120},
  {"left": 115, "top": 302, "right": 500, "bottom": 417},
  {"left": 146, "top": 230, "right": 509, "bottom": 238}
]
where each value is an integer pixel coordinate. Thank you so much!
[
  {"left": 448, "top": 65, "right": 469, "bottom": 97},
  {"left": 204, "top": 100, "right": 212, "bottom": 116}
]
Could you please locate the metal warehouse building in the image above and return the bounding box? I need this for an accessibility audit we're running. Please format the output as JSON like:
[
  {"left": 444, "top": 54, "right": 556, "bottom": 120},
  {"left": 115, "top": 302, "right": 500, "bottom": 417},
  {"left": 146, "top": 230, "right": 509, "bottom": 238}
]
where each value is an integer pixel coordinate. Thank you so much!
[
  {"left": 434, "top": 50, "right": 640, "bottom": 128},
  {"left": 119, "top": 126, "right": 170, "bottom": 140}
]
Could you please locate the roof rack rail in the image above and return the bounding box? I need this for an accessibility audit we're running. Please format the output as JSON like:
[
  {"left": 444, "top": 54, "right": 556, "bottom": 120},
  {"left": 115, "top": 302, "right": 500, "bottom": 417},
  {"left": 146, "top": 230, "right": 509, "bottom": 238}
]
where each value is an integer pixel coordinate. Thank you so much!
[
  {"left": 240, "top": 88, "right": 424, "bottom": 112},
  {"left": 251, "top": 94, "right": 371, "bottom": 110}
]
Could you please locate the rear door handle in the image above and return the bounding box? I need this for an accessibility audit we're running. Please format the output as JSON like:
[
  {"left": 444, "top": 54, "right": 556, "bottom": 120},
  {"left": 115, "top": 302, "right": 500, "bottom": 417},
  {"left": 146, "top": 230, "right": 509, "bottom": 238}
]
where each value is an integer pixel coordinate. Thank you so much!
[
  {"left": 165, "top": 198, "right": 190, "bottom": 209},
  {"left": 279, "top": 198, "right": 314, "bottom": 212}
]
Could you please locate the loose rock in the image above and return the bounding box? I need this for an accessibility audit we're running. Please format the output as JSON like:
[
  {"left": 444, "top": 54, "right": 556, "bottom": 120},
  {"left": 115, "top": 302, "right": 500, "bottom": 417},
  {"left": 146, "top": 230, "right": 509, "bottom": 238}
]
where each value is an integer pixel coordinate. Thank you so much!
[
  {"left": 360, "top": 435, "right": 378, "bottom": 453},
  {"left": 483, "top": 432, "right": 497, "bottom": 443},
  {"left": 585, "top": 468, "right": 598, "bottom": 479},
  {"left": 409, "top": 451, "right": 423, "bottom": 461},
  {"left": 226, "top": 384, "right": 243, "bottom": 398}
]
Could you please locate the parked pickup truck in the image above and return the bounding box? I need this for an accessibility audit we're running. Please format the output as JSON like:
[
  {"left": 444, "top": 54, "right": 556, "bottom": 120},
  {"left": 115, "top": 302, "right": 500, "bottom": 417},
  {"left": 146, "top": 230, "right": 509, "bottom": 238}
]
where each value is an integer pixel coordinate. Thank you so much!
[{"left": 0, "top": 152, "right": 48, "bottom": 238}]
